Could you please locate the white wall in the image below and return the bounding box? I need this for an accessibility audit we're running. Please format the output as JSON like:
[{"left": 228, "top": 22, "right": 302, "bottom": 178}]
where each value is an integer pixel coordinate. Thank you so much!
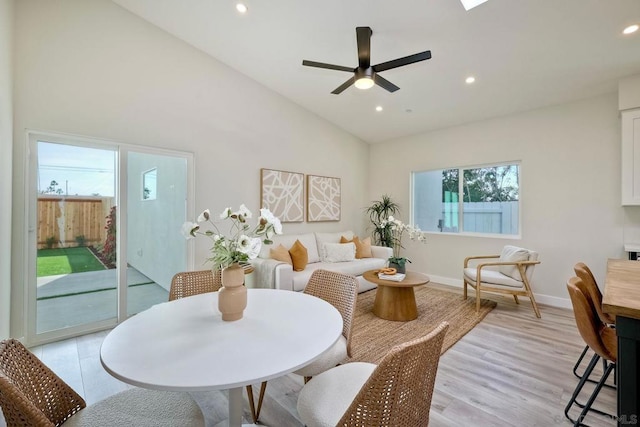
[
  {"left": 0, "top": 0, "right": 13, "bottom": 340},
  {"left": 370, "top": 93, "right": 623, "bottom": 306},
  {"left": 11, "top": 0, "right": 369, "bottom": 339}
]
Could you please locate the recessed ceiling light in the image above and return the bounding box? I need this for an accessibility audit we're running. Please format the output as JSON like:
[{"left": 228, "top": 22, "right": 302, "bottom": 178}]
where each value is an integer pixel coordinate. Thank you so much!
[
  {"left": 465, "top": 76, "right": 476, "bottom": 84},
  {"left": 623, "top": 24, "right": 639, "bottom": 35},
  {"left": 236, "top": 3, "right": 248, "bottom": 14},
  {"left": 375, "top": 106, "right": 383, "bottom": 112}
]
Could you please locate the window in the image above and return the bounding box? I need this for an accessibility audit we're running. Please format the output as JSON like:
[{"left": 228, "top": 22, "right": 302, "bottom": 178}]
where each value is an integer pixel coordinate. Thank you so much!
[
  {"left": 142, "top": 168, "right": 157, "bottom": 200},
  {"left": 412, "top": 163, "right": 520, "bottom": 236}
]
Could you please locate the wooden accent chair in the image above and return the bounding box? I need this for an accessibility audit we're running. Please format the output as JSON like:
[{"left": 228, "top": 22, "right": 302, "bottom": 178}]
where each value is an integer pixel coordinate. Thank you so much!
[
  {"left": 571, "top": 262, "right": 616, "bottom": 383},
  {"left": 168, "top": 269, "right": 222, "bottom": 301},
  {"left": 463, "top": 245, "right": 541, "bottom": 317},
  {"left": 564, "top": 276, "right": 617, "bottom": 426},
  {"left": 297, "top": 321, "right": 449, "bottom": 427},
  {"left": 0, "top": 339, "right": 204, "bottom": 426},
  {"left": 247, "top": 269, "right": 359, "bottom": 422}
]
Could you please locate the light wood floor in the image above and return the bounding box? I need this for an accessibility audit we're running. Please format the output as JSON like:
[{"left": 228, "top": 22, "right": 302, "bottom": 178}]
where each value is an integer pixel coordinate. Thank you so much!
[{"left": 1, "top": 283, "right": 617, "bottom": 426}]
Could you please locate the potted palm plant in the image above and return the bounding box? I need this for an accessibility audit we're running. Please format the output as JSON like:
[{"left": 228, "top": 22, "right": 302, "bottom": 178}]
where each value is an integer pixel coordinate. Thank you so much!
[{"left": 365, "top": 195, "right": 400, "bottom": 248}]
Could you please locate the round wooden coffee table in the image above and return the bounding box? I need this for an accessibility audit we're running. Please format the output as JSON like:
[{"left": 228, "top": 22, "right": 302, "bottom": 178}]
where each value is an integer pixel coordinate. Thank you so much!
[{"left": 363, "top": 270, "right": 430, "bottom": 321}]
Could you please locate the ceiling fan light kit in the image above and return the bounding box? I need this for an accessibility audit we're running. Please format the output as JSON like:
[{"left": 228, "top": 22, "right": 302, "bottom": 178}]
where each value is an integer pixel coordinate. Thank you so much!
[{"left": 302, "top": 26, "right": 431, "bottom": 94}]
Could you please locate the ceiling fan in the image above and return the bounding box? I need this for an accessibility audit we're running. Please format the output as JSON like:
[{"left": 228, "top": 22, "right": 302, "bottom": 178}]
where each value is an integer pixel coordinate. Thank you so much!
[{"left": 302, "top": 27, "right": 431, "bottom": 95}]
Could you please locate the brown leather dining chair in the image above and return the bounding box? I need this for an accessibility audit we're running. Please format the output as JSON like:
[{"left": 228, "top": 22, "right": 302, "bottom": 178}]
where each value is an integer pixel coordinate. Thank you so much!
[
  {"left": 564, "top": 276, "right": 617, "bottom": 426},
  {"left": 571, "top": 262, "right": 616, "bottom": 384}
]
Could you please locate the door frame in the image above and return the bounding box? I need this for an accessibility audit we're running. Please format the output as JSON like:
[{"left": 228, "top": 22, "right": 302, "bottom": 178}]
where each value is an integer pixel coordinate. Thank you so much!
[{"left": 24, "top": 130, "right": 195, "bottom": 346}]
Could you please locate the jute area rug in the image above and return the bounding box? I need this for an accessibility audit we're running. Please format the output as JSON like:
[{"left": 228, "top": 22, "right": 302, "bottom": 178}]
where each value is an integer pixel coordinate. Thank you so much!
[{"left": 346, "top": 285, "right": 497, "bottom": 364}]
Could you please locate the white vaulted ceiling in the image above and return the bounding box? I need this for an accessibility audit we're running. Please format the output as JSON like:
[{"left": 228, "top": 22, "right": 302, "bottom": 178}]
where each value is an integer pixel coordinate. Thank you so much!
[{"left": 111, "top": 0, "right": 640, "bottom": 143}]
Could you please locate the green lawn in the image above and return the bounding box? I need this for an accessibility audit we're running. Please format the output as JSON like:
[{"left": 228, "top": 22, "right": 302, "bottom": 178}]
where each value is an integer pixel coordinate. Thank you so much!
[{"left": 37, "top": 247, "right": 106, "bottom": 277}]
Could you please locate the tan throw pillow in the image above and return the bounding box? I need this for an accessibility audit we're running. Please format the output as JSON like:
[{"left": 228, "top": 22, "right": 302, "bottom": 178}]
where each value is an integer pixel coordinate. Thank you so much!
[
  {"left": 289, "top": 240, "right": 308, "bottom": 271},
  {"left": 340, "top": 235, "right": 372, "bottom": 259},
  {"left": 270, "top": 244, "right": 292, "bottom": 265},
  {"left": 355, "top": 236, "right": 373, "bottom": 258}
]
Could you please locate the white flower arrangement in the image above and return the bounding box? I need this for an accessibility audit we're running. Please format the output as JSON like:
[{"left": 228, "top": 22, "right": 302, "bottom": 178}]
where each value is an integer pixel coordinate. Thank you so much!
[
  {"left": 182, "top": 204, "right": 283, "bottom": 269},
  {"left": 381, "top": 216, "right": 427, "bottom": 265}
]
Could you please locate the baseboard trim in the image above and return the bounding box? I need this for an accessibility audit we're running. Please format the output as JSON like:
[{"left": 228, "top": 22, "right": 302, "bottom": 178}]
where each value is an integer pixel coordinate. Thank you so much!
[{"left": 427, "top": 274, "right": 572, "bottom": 309}]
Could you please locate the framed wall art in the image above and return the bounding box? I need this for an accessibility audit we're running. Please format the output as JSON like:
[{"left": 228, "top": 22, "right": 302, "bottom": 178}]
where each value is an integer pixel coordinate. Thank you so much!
[
  {"left": 307, "top": 175, "right": 341, "bottom": 222},
  {"left": 260, "top": 168, "right": 304, "bottom": 222}
]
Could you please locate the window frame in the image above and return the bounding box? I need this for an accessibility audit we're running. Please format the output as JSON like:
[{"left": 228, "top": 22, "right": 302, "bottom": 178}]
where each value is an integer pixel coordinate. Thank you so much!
[{"left": 410, "top": 160, "right": 522, "bottom": 239}]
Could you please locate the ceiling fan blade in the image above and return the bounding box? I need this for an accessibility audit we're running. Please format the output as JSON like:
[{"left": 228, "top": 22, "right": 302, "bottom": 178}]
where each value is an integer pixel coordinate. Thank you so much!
[
  {"left": 372, "top": 51, "right": 432, "bottom": 73},
  {"left": 302, "top": 60, "right": 354, "bottom": 73},
  {"left": 374, "top": 74, "right": 400, "bottom": 93},
  {"left": 356, "top": 27, "right": 372, "bottom": 69},
  {"left": 331, "top": 76, "right": 356, "bottom": 94}
]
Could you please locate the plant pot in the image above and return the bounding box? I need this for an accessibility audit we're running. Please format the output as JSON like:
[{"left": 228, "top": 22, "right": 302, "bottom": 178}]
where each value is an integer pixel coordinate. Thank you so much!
[
  {"left": 218, "top": 263, "right": 247, "bottom": 321},
  {"left": 388, "top": 261, "right": 406, "bottom": 274}
]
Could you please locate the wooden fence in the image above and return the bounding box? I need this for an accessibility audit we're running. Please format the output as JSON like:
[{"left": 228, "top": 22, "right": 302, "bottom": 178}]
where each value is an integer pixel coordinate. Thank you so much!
[{"left": 37, "top": 196, "right": 115, "bottom": 249}]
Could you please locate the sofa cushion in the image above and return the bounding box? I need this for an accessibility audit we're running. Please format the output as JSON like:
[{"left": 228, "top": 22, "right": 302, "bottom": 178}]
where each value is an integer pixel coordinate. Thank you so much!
[
  {"left": 290, "top": 240, "right": 309, "bottom": 271},
  {"left": 270, "top": 244, "right": 292, "bottom": 264},
  {"left": 291, "top": 258, "right": 387, "bottom": 291},
  {"left": 321, "top": 242, "right": 356, "bottom": 263}
]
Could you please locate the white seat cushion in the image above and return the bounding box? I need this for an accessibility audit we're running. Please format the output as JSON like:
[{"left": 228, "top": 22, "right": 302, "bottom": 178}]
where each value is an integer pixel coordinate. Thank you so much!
[
  {"left": 294, "top": 336, "right": 348, "bottom": 377},
  {"left": 297, "top": 362, "right": 376, "bottom": 427},
  {"left": 464, "top": 267, "right": 525, "bottom": 288},
  {"left": 64, "top": 388, "right": 204, "bottom": 427},
  {"left": 291, "top": 258, "right": 386, "bottom": 291}
]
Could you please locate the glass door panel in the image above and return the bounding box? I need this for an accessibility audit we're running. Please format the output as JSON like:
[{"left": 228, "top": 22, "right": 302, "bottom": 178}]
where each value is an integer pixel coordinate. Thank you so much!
[{"left": 35, "top": 141, "right": 118, "bottom": 334}]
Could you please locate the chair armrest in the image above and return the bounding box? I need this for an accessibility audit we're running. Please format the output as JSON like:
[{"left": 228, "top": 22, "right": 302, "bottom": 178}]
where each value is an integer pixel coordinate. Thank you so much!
[{"left": 464, "top": 254, "right": 499, "bottom": 267}]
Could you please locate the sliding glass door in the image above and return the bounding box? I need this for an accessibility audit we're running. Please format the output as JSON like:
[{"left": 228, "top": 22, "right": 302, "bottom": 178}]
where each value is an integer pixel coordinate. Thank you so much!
[{"left": 26, "top": 132, "right": 192, "bottom": 345}]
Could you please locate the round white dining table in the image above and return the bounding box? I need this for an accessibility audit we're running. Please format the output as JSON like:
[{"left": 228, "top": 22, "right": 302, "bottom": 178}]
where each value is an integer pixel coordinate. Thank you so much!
[{"left": 100, "top": 288, "right": 343, "bottom": 427}]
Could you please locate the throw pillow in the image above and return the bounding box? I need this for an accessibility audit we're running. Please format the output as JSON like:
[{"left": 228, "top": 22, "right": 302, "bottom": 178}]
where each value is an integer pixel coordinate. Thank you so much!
[
  {"left": 498, "top": 245, "right": 530, "bottom": 281},
  {"left": 322, "top": 242, "right": 356, "bottom": 263},
  {"left": 289, "top": 240, "right": 308, "bottom": 271},
  {"left": 270, "top": 244, "right": 292, "bottom": 265},
  {"left": 340, "top": 235, "right": 372, "bottom": 259}
]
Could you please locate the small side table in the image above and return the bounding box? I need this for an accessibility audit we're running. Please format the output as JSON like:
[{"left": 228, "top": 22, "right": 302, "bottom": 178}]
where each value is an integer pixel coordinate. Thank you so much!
[{"left": 363, "top": 270, "right": 430, "bottom": 321}]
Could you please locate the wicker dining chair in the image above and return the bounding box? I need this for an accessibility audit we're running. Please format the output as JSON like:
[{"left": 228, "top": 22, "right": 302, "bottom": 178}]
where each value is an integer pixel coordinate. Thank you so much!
[
  {"left": 297, "top": 321, "right": 449, "bottom": 427},
  {"left": 571, "top": 262, "right": 616, "bottom": 384},
  {"left": 168, "top": 269, "right": 222, "bottom": 301},
  {"left": 247, "top": 269, "right": 359, "bottom": 422},
  {"left": 0, "top": 339, "right": 204, "bottom": 427}
]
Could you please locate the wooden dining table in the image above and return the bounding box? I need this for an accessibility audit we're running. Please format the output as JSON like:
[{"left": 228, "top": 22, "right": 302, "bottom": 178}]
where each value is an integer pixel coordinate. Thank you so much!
[{"left": 602, "top": 258, "right": 640, "bottom": 426}]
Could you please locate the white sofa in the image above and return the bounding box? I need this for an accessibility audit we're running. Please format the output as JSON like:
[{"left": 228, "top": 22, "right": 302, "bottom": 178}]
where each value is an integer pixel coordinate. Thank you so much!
[{"left": 250, "top": 230, "right": 392, "bottom": 293}]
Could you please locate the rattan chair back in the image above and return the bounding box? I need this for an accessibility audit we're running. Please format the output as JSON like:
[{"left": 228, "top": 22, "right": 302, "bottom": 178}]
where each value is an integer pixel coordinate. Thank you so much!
[
  {"left": 0, "top": 338, "right": 86, "bottom": 426},
  {"left": 567, "top": 277, "right": 617, "bottom": 362},
  {"left": 304, "top": 269, "right": 358, "bottom": 357},
  {"left": 168, "top": 269, "right": 222, "bottom": 301},
  {"left": 338, "top": 321, "right": 449, "bottom": 427},
  {"left": 573, "top": 262, "right": 616, "bottom": 325}
]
